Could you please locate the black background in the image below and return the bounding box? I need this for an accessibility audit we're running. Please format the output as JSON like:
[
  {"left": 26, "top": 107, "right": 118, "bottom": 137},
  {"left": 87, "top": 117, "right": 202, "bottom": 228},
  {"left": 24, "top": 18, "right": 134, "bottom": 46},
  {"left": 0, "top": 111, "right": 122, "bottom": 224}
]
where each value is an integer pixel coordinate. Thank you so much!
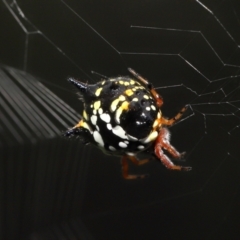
[{"left": 1, "top": 0, "right": 240, "bottom": 239}]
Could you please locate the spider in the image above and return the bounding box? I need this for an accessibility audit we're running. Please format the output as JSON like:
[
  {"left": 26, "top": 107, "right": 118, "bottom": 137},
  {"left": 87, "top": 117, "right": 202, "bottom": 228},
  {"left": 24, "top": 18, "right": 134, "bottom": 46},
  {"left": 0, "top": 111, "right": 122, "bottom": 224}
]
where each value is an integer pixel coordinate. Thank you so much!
[{"left": 64, "top": 68, "right": 192, "bottom": 179}]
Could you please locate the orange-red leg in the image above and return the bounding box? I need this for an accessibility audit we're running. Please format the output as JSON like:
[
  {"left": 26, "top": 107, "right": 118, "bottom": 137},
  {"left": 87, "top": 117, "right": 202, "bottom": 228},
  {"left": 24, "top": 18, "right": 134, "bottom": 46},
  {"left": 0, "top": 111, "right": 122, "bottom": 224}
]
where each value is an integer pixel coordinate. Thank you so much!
[
  {"left": 121, "top": 155, "right": 149, "bottom": 180},
  {"left": 161, "top": 105, "right": 188, "bottom": 126},
  {"left": 154, "top": 128, "right": 191, "bottom": 171},
  {"left": 157, "top": 128, "right": 185, "bottom": 159},
  {"left": 128, "top": 155, "right": 150, "bottom": 165}
]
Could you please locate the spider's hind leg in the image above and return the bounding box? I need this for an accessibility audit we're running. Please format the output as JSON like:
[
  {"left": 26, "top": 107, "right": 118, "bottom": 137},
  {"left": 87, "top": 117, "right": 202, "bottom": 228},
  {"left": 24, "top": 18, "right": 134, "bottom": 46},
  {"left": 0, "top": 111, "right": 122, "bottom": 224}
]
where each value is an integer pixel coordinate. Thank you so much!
[{"left": 121, "top": 155, "right": 150, "bottom": 180}]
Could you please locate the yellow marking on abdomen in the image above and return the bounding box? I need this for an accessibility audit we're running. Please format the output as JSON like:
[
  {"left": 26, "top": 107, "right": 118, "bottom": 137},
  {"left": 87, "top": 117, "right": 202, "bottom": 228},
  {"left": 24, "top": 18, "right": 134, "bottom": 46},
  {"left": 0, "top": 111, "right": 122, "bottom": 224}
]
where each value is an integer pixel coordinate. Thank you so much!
[
  {"left": 130, "top": 80, "right": 135, "bottom": 85},
  {"left": 115, "top": 101, "right": 129, "bottom": 123},
  {"left": 94, "top": 100, "right": 101, "bottom": 110},
  {"left": 125, "top": 89, "right": 134, "bottom": 96},
  {"left": 142, "top": 131, "right": 158, "bottom": 143},
  {"left": 83, "top": 110, "right": 89, "bottom": 120},
  {"left": 95, "top": 87, "right": 103, "bottom": 96}
]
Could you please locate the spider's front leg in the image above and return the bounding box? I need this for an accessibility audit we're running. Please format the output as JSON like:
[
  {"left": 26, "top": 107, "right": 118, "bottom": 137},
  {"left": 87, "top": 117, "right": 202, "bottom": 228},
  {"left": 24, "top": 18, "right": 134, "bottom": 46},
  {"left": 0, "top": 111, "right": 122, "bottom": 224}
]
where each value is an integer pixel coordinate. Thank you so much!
[
  {"left": 161, "top": 105, "right": 189, "bottom": 127},
  {"left": 154, "top": 128, "right": 192, "bottom": 171}
]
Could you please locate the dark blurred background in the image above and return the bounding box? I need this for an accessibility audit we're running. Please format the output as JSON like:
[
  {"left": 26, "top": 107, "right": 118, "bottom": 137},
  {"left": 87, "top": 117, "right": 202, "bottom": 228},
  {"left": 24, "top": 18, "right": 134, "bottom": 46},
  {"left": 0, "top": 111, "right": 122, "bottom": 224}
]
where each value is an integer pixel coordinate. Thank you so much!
[{"left": 0, "top": 0, "right": 240, "bottom": 239}]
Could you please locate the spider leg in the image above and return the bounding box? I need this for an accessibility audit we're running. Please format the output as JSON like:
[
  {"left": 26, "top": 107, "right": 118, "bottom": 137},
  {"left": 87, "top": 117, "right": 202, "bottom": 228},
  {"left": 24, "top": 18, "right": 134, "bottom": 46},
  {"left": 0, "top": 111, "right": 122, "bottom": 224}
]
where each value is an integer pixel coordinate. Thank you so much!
[
  {"left": 121, "top": 155, "right": 149, "bottom": 180},
  {"left": 128, "top": 68, "right": 163, "bottom": 107},
  {"left": 154, "top": 128, "right": 191, "bottom": 171},
  {"left": 157, "top": 128, "right": 185, "bottom": 159},
  {"left": 161, "top": 105, "right": 188, "bottom": 126}
]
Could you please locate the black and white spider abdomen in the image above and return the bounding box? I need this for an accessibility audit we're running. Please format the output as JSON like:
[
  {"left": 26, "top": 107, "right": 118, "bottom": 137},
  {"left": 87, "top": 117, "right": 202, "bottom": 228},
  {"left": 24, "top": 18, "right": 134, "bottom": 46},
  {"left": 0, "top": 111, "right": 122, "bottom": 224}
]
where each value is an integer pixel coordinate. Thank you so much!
[{"left": 67, "top": 76, "right": 161, "bottom": 155}]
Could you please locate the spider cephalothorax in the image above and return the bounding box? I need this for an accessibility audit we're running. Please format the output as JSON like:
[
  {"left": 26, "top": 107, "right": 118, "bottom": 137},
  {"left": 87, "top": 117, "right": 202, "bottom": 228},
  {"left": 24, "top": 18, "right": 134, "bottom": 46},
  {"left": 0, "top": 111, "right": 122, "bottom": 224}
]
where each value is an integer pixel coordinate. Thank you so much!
[{"left": 64, "top": 68, "right": 191, "bottom": 179}]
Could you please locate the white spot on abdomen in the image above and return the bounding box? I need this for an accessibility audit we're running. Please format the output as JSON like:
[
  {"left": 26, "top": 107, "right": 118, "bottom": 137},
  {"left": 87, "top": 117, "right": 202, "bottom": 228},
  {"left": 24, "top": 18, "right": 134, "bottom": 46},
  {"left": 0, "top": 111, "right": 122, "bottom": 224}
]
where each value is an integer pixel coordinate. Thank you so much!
[
  {"left": 119, "top": 142, "right": 127, "bottom": 148},
  {"left": 93, "top": 131, "right": 104, "bottom": 147},
  {"left": 98, "top": 108, "right": 103, "bottom": 115},
  {"left": 91, "top": 115, "right": 97, "bottom": 125},
  {"left": 151, "top": 105, "right": 156, "bottom": 111},
  {"left": 109, "top": 146, "right": 116, "bottom": 151},
  {"left": 112, "top": 125, "right": 128, "bottom": 139},
  {"left": 126, "top": 152, "right": 135, "bottom": 156},
  {"left": 126, "top": 134, "right": 138, "bottom": 141},
  {"left": 100, "top": 113, "right": 111, "bottom": 123},
  {"left": 110, "top": 98, "right": 120, "bottom": 112}
]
